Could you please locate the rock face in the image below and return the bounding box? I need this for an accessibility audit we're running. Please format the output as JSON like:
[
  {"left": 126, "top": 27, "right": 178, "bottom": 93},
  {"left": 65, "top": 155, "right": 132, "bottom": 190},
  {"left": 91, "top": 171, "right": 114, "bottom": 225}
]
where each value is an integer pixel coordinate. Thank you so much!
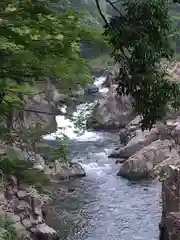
[
  {"left": 14, "top": 79, "right": 76, "bottom": 135},
  {"left": 87, "top": 85, "right": 135, "bottom": 129},
  {"left": 19, "top": 81, "right": 63, "bottom": 134},
  {"left": 118, "top": 140, "right": 179, "bottom": 180},
  {"left": 1, "top": 175, "right": 58, "bottom": 240},
  {"left": 47, "top": 162, "right": 86, "bottom": 180},
  {"left": 159, "top": 166, "right": 180, "bottom": 240},
  {"left": 84, "top": 84, "right": 99, "bottom": 94},
  {"left": 111, "top": 116, "right": 180, "bottom": 180},
  {"left": 109, "top": 128, "right": 159, "bottom": 158},
  {"left": 0, "top": 143, "right": 86, "bottom": 180},
  {"left": 0, "top": 144, "right": 46, "bottom": 171}
]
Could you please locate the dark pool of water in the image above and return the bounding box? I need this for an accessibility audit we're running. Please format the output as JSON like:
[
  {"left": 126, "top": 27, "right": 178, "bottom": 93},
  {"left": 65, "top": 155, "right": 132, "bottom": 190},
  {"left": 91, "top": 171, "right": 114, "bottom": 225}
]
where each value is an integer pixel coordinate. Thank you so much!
[{"left": 46, "top": 131, "right": 162, "bottom": 240}]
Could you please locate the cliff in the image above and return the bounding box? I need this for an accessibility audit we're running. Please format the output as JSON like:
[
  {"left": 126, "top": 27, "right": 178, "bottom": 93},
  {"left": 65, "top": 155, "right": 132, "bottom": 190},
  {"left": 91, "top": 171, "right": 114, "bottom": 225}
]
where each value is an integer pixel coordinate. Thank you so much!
[
  {"left": 17, "top": 80, "right": 68, "bottom": 135},
  {"left": 159, "top": 166, "right": 180, "bottom": 240}
]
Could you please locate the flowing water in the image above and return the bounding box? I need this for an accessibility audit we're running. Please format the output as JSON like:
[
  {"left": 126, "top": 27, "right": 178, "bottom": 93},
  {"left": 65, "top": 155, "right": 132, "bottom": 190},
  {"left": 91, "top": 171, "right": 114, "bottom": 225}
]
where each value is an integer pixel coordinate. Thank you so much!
[{"left": 44, "top": 77, "right": 162, "bottom": 240}]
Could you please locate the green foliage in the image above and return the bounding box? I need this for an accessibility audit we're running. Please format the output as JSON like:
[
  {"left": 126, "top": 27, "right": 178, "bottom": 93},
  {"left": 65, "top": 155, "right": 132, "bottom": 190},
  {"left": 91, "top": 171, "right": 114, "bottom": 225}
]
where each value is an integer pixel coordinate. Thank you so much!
[
  {"left": 1, "top": 149, "right": 50, "bottom": 189},
  {"left": 53, "top": 0, "right": 107, "bottom": 27},
  {"left": 0, "top": 0, "right": 107, "bottom": 190},
  {"left": 43, "top": 141, "right": 69, "bottom": 165},
  {"left": 104, "top": 0, "right": 180, "bottom": 129},
  {"left": 88, "top": 54, "right": 115, "bottom": 72},
  {"left": 171, "top": 4, "right": 180, "bottom": 53},
  {"left": 0, "top": 0, "right": 110, "bottom": 121},
  {"left": 0, "top": 0, "right": 108, "bottom": 117},
  {"left": 0, "top": 216, "right": 19, "bottom": 240}
]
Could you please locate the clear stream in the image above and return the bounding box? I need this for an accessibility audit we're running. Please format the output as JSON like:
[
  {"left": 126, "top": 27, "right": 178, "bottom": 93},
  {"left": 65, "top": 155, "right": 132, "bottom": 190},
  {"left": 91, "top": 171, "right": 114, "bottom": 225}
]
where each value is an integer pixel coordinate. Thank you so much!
[{"left": 45, "top": 77, "right": 162, "bottom": 240}]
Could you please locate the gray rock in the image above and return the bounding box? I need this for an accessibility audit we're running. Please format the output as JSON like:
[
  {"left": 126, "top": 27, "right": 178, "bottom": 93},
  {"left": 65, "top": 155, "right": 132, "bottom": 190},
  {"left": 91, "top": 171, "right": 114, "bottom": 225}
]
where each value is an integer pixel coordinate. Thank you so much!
[
  {"left": 109, "top": 128, "right": 159, "bottom": 158},
  {"left": 84, "top": 84, "right": 99, "bottom": 94},
  {"left": 87, "top": 85, "right": 135, "bottom": 129},
  {"left": 30, "top": 223, "right": 58, "bottom": 240},
  {"left": 16, "top": 200, "right": 30, "bottom": 214},
  {"left": 51, "top": 162, "right": 86, "bottom": 180},
  {"left": 119, "top": 128, "right": 131, "bottom": 146},
  {"left": 3, "top": 145, "right": 45, "bottom": 168},
  {"left": 126, "top": 116, "right": 142, "bottom": 132},
  {"left": 13, "top": 81, "right": 61, "bottom": 134},
  {"left": 171, "top": 123, "right": 180, "bottom": 144},
  {"left": 101, "top": 71, "right": 114, "bottom": 88},
  {"left": 69, "top": 162, "right": 86, "bottom": 178},
  {"left": 118, "top": 139, "right": 178, "bottom": 180}
]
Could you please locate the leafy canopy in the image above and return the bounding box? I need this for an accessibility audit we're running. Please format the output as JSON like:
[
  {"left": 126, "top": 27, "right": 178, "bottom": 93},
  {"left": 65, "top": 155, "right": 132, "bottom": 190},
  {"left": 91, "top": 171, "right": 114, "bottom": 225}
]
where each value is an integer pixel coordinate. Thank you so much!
[
  {"left": 101, "top": 0, "right": 180, "bottom": 129},
  {"left": 0, "top": 0, "right": 106, "bottom": 185}
]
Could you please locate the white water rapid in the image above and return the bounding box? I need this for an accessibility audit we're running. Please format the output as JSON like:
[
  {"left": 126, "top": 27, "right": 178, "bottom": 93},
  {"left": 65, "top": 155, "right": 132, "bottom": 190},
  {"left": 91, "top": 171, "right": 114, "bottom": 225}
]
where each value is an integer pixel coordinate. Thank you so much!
[
  {"left": 45, "top": 76, "right": 162, "bottom": 240},
  {"left": 44, "top": 76, "right": 107, "bottom": 141}
]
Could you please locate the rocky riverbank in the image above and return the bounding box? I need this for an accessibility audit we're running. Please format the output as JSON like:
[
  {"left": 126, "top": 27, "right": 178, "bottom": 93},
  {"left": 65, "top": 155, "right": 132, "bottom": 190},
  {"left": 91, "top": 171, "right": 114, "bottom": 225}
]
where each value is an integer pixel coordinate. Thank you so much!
[
  {"left": 84, "top": 64, "right": 180, "bottom": 240},
  {"left": 5, "top": 63, "right": 180, "bottom": 239},
  {"left": 0, "top": 76, "right": 91, "bottom": 239},
  {"left": 159, "top": 165, "right": 180, "bottom": 240},
  {"left": 107, "top": 118, "right": 180, "bottom": 181},
  {"left": 85, "top": 65, "right": 180, "bottom": 181},
  {"left": 0, "top": 143, "right": 86, "bottom": 240},
  {"left": 0, "top": 70, "right": 114, "bottom": 239}
]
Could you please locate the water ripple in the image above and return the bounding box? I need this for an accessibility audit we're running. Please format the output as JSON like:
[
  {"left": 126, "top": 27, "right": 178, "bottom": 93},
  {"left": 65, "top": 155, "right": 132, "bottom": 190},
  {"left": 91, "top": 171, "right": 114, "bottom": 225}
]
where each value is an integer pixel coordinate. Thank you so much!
[{"left": 46, "top": 131, "right": 161, "bottom": 240}]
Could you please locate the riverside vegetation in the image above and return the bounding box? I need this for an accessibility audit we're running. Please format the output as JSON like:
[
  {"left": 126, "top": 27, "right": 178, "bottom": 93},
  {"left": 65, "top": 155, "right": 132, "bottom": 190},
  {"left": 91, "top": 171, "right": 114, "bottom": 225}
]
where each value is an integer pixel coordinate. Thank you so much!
[
  {"left": 1, "top": 0, "right": 180, "bottom": 239},
  {"left": 0, "top": 0, "right": 107, "bottom": 239}
]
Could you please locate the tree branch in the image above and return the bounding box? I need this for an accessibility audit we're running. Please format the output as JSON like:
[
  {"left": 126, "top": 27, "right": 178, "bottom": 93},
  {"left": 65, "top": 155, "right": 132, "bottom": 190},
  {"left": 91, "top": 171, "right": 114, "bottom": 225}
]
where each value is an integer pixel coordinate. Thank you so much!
[
  {"left": 106, "top": 0, "right": 124, "bottom": 16},
  {"left": 21, "top": 108, "right": 61, "bottom": 116},
  {"left": 94, "top": 0, "right": 109, "bottom": 26}
]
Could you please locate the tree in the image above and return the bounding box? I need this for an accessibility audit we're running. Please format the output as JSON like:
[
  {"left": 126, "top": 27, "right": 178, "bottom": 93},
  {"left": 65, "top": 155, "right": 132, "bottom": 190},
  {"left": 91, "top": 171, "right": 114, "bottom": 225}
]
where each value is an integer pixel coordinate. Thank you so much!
[
  {"left": 0, "top": 0, "right": 106, "bottom": 187},
  {"left": 52, "top": 0, "right": 107, "bottom": 27},
  {"left": 96, "top": 0, "right": 180, "bottom": 129}
]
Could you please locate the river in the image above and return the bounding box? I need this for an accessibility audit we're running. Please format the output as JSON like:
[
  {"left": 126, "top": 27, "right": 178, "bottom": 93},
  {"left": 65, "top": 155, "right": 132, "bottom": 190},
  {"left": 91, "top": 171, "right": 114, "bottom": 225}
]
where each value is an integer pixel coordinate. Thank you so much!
[{"left": 44, "top": 77, "right": 162, "bottom": 240}]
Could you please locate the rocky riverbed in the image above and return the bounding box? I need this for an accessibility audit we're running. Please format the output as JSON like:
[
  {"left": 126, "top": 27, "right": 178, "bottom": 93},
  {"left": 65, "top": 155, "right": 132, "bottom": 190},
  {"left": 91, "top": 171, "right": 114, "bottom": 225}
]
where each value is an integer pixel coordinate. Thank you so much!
[
  {"left": 43, "top": 76, "right": 164, "bottom": 240},
  {"left": 9, "top": 70, "right": 180, "bottom": 240},
  {"left": 46, "top": 131, "right": 162, "bottom": 240}
]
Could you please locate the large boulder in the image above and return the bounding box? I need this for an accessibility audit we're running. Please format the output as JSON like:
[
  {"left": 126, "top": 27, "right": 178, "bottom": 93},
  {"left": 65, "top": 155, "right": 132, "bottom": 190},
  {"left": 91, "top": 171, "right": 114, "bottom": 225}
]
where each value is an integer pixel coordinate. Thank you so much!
[
  {"left": 109, "top": 128, "right": 159, "bottom": 158},
  {"left": 84, "top": 84, "right": 99, "bottom": 94},
  {"left": 2, "top": 175, "right": 58, "bottom": 240},
  {"left": 118, "top": 139, "right": 178, "bottom": 180},
  {"left": 87, "top": 85, "right": 135, "bottom": 129},
  {"left": 4, "top": 145, "right": 45, "bottom": 170},
  {"left": 17, "top": 81, "right": 62, "bottom": 134},
  {"left": 119, "top": 128, "right": 131, "bottom": 146},
  {"left": 30, "top": 223, "right": 58, "bottom": 240},
  {"left": 171, "top": 123, "right": 180, "bottom": 144},
  {"left": 126, "top": 116, "right": 142, "bottom": 132},
  {"left": 48, "top": 162, "right": 86, "bottom": 180}
]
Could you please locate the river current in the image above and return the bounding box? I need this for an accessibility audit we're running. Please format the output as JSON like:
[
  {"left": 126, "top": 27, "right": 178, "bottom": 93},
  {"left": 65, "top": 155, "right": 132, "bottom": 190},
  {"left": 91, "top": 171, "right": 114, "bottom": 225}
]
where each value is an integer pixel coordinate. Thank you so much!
[{"left": 44, "top": 77, "right": 162, "bottom": 240}]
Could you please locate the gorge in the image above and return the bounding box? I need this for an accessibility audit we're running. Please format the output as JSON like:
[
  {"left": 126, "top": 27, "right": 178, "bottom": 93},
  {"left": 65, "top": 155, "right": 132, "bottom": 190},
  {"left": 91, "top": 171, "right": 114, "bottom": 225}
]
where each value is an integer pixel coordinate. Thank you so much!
[
  {"left": 2, "top": 1, "right": 180, "bottom": 240},
  {"left": 44, "top": 76, "right": 162, "bottom": 240}
]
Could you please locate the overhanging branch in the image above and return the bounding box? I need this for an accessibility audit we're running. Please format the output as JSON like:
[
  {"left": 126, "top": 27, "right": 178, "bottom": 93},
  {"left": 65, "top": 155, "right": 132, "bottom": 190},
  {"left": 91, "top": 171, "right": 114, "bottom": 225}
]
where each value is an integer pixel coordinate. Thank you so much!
[
  {"left": 94, "top": 0, "right": 109, "bottom": 26},
  {"left": 106, "top": 0, "right": 123, "bottom": 16}
]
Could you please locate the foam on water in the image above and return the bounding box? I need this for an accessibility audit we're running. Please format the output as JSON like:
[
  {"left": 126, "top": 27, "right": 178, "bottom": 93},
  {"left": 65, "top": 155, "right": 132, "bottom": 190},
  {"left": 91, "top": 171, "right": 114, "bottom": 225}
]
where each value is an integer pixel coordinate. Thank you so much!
[
  {"left": 99, "top": 87, "right": 109, "bottom": 94},
  {"left": 44, "top": 105, "right": 99, "bottom": 141},
  {"left": 76, "top": 132, "right": 102, "bottom": 142},
  {"left": 46, "top": 75, "right": 161, "bottom": 240},
  {"left": 94, "top": 76, "right": 106, "bottom": 87},
  {"left": 94, "top": 76, "right": 109, "bottom": 94},
  {"left": 44, "top": 77, "right": 105, "bottom": 141},
  {"left": 80, "top": 162, "right": 111, "bottom": 176}
]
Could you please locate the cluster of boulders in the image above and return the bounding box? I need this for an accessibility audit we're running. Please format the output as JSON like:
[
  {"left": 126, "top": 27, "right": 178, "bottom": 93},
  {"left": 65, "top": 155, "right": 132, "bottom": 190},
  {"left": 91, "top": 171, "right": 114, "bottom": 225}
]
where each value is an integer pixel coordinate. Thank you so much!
[
  {"left": 85, "top": 70, "right": 180, "bottom": 181},
  {"left": 87, "top": 84, "right": 135, "bottom": 129},
  {"left": 0, "top": 143, "right": 86, "bottom": 239},
  {"left": 109, "top": 116, "right": 180, "bottom": 180},
  {"left": 0, "top": 175, "right": 57, "bottom": 240},
  {"left": 0, "top": 143, "right": 86, "bottom": 180}
]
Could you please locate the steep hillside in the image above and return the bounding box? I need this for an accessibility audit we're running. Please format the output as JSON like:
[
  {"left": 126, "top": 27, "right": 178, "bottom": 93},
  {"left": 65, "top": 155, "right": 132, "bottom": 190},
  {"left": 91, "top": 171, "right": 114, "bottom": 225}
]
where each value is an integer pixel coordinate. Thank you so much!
[
  {"left": 52, "top": 0, "right": 106, "bottom": 27},
  {"left": 53, "top": 0, "right": 108, "bottom": 59}
]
